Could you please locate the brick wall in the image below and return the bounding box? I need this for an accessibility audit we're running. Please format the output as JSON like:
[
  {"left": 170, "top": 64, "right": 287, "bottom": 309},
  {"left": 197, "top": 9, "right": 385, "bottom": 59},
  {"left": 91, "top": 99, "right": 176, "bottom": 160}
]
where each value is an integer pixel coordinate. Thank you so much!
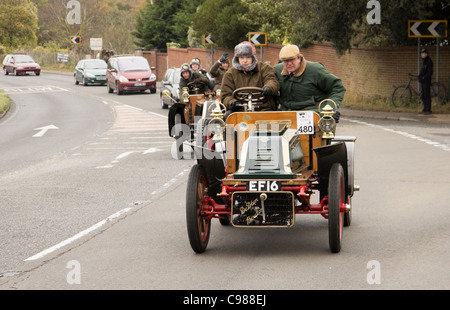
[{"left": 148, "top": 42, "right": 450, "bottom": 101}]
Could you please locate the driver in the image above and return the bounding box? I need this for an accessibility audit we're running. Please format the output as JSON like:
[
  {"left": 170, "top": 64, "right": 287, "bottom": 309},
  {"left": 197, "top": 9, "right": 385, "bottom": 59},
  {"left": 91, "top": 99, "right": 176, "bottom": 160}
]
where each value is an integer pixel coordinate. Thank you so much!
[
  {"left": 179, "top": 63, "right": 211, "bottom": 97},
  {"left": 221, "top": 41, "right": 279, "bottom": 111}
]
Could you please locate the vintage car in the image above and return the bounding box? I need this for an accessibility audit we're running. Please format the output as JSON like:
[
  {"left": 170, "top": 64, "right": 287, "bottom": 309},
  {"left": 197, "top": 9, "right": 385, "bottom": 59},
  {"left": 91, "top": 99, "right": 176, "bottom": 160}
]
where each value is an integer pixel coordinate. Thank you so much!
[
  {"left": 183, "top": 87, "right": 358, "bottom": 253},
  {"left": 165, "top": 79, "right": 221, "bottom": 159}
]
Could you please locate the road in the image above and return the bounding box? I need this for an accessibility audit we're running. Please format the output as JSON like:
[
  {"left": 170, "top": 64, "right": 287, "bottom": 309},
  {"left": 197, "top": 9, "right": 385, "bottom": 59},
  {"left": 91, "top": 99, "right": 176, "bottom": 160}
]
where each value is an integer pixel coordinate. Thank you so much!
[{"left": 1, "top": 71, "right": 450, "bottom": 291}]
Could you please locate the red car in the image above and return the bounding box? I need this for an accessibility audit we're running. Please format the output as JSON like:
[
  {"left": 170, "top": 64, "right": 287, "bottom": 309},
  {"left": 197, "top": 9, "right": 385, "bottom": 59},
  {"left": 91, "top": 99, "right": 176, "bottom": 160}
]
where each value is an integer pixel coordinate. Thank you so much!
[
  {"left": 106, "top": 55, "right": 156, "bottom": 95},
  {"left": 3, "top": 54, "right": 41, "bottom": 76}
]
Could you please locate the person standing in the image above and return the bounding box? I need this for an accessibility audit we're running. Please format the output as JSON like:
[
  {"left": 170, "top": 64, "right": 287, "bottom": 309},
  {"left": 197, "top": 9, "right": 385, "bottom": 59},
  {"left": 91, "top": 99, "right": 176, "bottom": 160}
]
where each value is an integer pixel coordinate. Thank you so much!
[
  {"left": 418, "top": 48, "right": 433, "bottom": 114},
  {"left": 221, "top": 41, "right": 279, "bottom": 111},
  {"left": 273, "top": 44, "right": 345, "bottom": 117}
]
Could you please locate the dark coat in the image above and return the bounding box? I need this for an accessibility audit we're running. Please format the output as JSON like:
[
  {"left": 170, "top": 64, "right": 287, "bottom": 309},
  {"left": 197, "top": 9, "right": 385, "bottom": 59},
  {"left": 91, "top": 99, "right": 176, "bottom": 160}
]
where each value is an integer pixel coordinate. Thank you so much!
[
  {"left": 419, "top": 56, "right": 433, "bottom": 84},
  {"left": 221, "top": 62, "right": 280, "bottom": 111}
]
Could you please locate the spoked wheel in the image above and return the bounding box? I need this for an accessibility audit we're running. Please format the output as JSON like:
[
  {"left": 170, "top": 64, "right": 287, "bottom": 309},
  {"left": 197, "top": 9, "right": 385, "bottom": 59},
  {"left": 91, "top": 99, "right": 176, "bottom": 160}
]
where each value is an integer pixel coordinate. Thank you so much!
[
  {"left": 392, "top": 86, "right": 412, "bottom": 107},
  {"left": 328, "top": 163, "right": 345, "bottom": 253},
  {"left": 186, "top": 164, "right": 211, "bottom": 253},
  {"left": 431, "top": 82, "right": 447, "bottom": 105}
]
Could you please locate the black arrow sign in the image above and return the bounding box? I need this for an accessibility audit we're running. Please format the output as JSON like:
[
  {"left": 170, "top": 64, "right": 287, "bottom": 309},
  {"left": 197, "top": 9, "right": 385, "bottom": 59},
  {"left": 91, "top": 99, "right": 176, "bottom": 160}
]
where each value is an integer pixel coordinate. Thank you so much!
[
  {"left": 249, "top": 32, "right": 267, "bottom": 46},
  {"left": 70, "top": 36, "right": 81, "bottom": 44},
  {"left": 203, "top": 34, "right": 215, "bottom": 45},
  {"left": 408, "top": 20, "right": 447, "bottom": 38}
]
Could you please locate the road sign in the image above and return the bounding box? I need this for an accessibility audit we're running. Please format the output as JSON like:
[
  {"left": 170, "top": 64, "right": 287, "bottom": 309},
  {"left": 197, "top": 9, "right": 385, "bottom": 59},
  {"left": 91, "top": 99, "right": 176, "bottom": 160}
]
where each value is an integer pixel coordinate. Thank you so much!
[
  {"left": 249, "top": 32, "right": 267, "bottom": 46},
  {"left": 90, "top": 38, "right": 102, "bottom": 51},
  {"left": 408, "top": 20, "right": 447, "bottom": 38},
  {"left": 203, "top": 34, "right": 215, "bottom": 45},
  {"left": 70, "top": 36, "right": 81, "bottom": 44},
  {"left": 57, "top": 53, "right": 69, "bottom": 63}
]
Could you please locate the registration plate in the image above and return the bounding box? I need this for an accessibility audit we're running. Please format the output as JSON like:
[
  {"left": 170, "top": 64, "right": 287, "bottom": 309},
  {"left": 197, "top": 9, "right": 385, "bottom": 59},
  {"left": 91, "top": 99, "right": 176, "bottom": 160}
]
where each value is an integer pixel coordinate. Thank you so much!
[
  {"left": 134, "top": 82, "right": 145, "bottom": 86},
  {"left": 246, "top": 181, "right": 281, "bottom": 191},
  {"left": 96, "top": 77, "right": 106, "bottom": 80}
]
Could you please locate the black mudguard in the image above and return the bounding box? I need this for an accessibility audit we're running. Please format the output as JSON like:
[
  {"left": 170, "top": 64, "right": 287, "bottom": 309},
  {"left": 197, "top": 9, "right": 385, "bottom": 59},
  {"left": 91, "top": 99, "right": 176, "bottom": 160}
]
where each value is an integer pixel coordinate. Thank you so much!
[
  {"left": 168, "top": 103, "right": 186, "bottom": 137},
  {"left": 313, "top": 142, "right": 349, "bottom": 200}
]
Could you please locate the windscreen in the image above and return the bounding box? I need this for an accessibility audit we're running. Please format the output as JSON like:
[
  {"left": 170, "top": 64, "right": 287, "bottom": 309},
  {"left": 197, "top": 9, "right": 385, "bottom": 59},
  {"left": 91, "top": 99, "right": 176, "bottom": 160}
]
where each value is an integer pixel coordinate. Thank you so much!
[
  {"left": 118, "top": 57, "right": 150, "bottom": 71},
  {"left": 84, "top": 60, "right": 107, "bottom": 69},
  {"left": 13, "top": 55, "right": 35, "bottom": 63}
]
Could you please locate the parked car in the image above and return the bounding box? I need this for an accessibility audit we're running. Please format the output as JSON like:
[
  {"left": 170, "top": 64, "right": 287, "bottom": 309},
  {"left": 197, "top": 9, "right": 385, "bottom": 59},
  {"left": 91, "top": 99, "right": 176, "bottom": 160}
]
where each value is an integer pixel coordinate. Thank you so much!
[
  {"left": 74, "top": 59, "right": 107, "bottom": 86},
  {"left": 3, "top": 54, "right": 40, "bottom": 76},
  {"left": 160, "top": 67, "right": 181, "bottom": 109},
  {"left": 106, "top": 55, "right": 156, "bottom": 95}
]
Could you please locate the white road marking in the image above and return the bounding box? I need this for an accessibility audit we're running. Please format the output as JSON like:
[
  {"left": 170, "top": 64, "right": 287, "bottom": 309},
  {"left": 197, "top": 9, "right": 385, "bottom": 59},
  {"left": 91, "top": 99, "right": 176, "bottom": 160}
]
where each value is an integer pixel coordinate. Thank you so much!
[
  {"left": 347, "top": 119, "right": 450, "bottom": 152},
  {"left": 24, "top": 168, "right": 190, "bottom": 262},
  {"left": 25, "top": 207, "right": 133, "bottom": 261}
]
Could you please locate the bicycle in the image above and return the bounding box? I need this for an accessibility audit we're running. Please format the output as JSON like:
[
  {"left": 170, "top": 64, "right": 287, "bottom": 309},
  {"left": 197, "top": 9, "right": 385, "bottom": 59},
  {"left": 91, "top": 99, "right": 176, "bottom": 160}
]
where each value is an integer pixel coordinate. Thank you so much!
[{"left": 392, "top": 73, "right": 447, "bottom": 108}]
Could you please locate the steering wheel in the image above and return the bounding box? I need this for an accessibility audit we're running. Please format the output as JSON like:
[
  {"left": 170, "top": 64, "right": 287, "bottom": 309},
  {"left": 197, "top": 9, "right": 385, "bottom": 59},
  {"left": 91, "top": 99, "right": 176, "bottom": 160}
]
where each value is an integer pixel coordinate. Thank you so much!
[
  {"left": 232, "top": 87, "right": 266, "bottom": 103},
  {"left": 207, "top": 101, "right": 227, "bottom": 116},
  {"left": 187, "top": 80, "right": 207, "bottom": 91}
]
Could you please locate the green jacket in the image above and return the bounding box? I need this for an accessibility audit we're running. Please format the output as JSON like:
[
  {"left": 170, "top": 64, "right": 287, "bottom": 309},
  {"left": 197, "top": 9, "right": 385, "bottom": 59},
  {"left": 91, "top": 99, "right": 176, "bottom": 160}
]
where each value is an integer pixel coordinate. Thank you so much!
[
  {"left": 221, "top": 62, "right": 280, "bottom": 111},
  {"left": 274, "top": 60, "right": 345, "bottom": 112}
]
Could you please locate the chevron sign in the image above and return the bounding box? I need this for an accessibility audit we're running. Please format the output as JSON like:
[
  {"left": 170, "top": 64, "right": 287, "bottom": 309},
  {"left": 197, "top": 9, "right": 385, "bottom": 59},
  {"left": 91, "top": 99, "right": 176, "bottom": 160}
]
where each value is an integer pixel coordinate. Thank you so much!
[{"left": 408, "top": 20, "right": 447, "bottom": 38}]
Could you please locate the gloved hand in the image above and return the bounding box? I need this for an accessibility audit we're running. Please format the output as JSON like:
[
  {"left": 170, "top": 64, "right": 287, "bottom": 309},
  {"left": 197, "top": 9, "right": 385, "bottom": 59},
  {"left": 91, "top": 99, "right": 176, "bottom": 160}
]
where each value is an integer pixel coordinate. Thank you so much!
[
  {"left": 230, "top": 101, "right": 242, "bottom": 111},
  {"left": 219, "top": 53, "right": 229, "bottom": 63},
  {"left": 332, "top": 110, "right": 341, "bottom": 123},
  {"left": 262, "top": 87, "right": 272, "bottom": 97}
]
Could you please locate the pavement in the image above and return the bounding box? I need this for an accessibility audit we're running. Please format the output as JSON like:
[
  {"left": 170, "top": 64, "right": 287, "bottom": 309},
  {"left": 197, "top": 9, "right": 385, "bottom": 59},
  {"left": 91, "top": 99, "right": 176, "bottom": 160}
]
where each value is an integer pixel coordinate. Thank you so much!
[{"left": 340, "top": 107, "right": 450, "bottom": 125}]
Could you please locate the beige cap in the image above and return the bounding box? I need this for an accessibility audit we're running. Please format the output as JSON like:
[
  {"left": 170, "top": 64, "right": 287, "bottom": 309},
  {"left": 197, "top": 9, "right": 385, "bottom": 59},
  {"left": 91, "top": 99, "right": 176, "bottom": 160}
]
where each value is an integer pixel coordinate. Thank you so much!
[{"left": 279, "top": 44, "right": 300, "bottom": 61}]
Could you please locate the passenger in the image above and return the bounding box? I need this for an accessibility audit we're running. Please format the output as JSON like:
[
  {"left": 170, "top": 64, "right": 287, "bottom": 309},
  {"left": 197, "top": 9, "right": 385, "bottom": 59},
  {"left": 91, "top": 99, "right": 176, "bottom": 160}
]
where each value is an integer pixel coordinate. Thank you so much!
[
  {"left": 221, "top": 41, "right": 280, "bottom": 112},
  {"left": 209, "top": 53, "right": 230, "bottom": 91},
  {"left": 179, "top": 62, "right": 210, "bottom": 97},
  {"left": 189, "top": 58, "right": 206, "bottom": 75},
  {"left": 273, "top": 44, "right": 345, "bottom": 121}
]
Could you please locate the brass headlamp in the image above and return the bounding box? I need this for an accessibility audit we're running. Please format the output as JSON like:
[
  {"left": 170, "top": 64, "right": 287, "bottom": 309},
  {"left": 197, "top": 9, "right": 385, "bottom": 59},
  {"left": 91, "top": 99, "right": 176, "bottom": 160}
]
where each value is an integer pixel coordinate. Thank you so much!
[
  {"left": 318, "top": 99, "right": 337, "bottom": 139},
  {"left": 181, "top": 87, "right": 190, "bottom": 103},
  {"left": 208, "top": 101, "right": 227, "bottom": 142}
]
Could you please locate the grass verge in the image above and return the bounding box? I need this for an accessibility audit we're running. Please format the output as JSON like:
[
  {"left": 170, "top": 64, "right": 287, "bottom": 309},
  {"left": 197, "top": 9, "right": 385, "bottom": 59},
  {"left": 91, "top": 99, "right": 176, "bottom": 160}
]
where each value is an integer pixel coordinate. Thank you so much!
[{"left": 0, "top": 90, "right": 10, "bottom": 116}]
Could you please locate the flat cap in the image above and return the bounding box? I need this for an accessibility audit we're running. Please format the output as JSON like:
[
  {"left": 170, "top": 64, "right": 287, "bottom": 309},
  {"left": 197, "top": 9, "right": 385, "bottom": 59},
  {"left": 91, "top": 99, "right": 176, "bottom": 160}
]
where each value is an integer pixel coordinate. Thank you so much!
[{"left": 279, "top": 44, "right": 300, "bottom": 61}]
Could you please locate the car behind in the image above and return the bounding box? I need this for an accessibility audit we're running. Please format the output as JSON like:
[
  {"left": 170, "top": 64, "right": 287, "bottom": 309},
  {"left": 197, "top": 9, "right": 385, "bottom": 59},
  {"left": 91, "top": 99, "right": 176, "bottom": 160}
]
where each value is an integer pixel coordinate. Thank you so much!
[
  {"left": 160, "top": 67, "right": 181, "bottom": 109},
  {"left": 2, "top": 54, "right": 40, "bottom": 76},
  {"left": 74, "top": 59, "right": 107, "bottom": 86},
  {"left": 106, "top": 55, "right": 156, "bottom": 95}
]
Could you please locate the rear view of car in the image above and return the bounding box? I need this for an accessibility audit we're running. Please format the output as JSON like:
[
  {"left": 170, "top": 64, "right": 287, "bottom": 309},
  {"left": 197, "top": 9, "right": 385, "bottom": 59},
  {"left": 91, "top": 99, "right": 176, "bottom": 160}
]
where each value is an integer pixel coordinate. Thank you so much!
[
  {"left": 106, "top": 56, "right": 157, "bottom": 95},
  {"left": 3, "top": 54, "right": 40, "bottom": 76}
]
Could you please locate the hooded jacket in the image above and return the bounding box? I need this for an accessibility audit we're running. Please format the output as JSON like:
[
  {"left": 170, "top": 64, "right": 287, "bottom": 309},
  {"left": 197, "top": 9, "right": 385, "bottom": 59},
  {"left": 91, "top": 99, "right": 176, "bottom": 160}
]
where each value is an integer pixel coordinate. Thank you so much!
[{"left": 221, "top": 42, "right": 280, "bottom": 111}]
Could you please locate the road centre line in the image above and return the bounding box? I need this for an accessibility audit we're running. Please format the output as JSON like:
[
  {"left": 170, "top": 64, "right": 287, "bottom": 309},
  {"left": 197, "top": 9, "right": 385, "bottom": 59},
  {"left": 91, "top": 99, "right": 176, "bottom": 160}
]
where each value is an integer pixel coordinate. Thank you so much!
[
  {"left": 25, "top": 207, "right": 133, "bottom": 261},
  {"left": 24, "top": 168, "right": 190, "bottom": 262},
  {"left": 347, "top": 119, "right": 450, "bottom": 152}
]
